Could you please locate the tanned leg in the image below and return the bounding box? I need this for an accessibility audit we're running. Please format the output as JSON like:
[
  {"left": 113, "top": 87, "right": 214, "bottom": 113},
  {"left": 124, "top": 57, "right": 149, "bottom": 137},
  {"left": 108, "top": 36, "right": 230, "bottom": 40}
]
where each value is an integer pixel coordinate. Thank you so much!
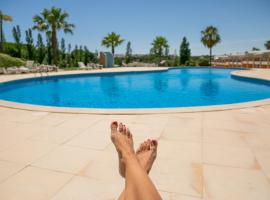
[{"left": 111, "top": 121, "right": 162, "bottom": 200}]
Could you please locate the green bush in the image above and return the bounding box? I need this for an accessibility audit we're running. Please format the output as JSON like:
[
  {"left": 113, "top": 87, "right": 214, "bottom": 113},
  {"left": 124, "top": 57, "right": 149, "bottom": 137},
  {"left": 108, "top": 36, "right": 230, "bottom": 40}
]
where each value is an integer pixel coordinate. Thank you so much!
[
  {"left": 198, "top": 57, "right": 210, "bottom": 66},
  {"left": 0, "top": 53, "right": 25, "bottom": 68}
]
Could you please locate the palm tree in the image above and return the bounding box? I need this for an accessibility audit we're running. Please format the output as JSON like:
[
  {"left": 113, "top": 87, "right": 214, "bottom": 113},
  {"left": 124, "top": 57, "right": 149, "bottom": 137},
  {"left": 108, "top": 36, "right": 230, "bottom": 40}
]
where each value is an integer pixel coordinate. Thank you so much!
[
  {"left": 101, "top": 32, "right": 124, "bottom": 55},
  {"left": 0, "top": 10, "right": 12, "bottom": 52},
  {"left": 33, "top": 7, "right": 75, "bottom": 65},
  {"left": 201, "top": 26, "right": 221, "bottom": 66},
  {"left": 151, "top": 36, "right": 169, "bottom": 62}
]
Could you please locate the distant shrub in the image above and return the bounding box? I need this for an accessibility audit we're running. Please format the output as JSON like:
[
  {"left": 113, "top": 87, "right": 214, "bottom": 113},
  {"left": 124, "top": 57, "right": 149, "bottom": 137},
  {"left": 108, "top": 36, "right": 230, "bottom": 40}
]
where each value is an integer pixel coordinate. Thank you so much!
[
  {"left": 0, "top": 53, "right": 25, "bottom": 68},
  {"left": 198, "top": 57, "right": 210, "bottom": 66}
]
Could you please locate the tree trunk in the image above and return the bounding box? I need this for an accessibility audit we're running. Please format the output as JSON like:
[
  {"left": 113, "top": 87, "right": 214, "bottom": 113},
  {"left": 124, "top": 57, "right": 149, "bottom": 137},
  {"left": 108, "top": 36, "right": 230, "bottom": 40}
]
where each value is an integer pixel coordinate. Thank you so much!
[
  {"left": 112, "top": 45, "right": 115, "bottom": 55},
  {"left": 0, "top": 14, "right": 3, "bottom": 52},
  {"left": 209, "top": 48, "right": 212, "bottom": 66},
  {"left": 51, "top": 27, "right": 58, "bottom": 65}
]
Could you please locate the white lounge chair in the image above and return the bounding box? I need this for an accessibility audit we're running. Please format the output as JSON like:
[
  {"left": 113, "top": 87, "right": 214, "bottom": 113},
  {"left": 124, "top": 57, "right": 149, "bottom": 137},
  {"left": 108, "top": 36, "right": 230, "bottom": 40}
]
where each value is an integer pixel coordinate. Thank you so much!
[
  {"left": 0, "top": 68, "right": 7, "bottom": 74},
  {"left": 6, "top": 67, "right": 20, "bottom": 74},
  {"left": 18, "top": 66, "right": 30, "bottom": 73},
  {"left": 78, "top": 62, "right": 91, "bottom": 70}
]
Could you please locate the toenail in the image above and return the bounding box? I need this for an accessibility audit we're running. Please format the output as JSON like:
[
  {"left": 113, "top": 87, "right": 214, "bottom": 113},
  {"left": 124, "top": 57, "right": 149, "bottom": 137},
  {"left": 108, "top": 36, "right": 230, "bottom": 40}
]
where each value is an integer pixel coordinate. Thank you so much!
[{"left": 112, "top": 121, "right": 118, "bottom": 126}]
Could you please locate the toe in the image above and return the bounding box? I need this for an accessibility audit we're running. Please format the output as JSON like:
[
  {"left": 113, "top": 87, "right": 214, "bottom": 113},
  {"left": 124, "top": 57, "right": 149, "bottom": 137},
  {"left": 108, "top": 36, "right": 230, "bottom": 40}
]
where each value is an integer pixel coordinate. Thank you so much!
[
  {"left": 111, "top": 121, "right": 118, "bottom": 132},
  {"left": 150, "top": 140, "right": 158, "bottom": 150},
  {"left": 126, "top": 128, "right": 131, "bottom": 138},
  {"left": 122, "top": 125, "right": 127, "bottom": 135},
  {"left": 142, "top": 141, "right": 148, "bottom": 151},
  {"left": 119, "top": 123, "right": 123, "bottom": 132}
]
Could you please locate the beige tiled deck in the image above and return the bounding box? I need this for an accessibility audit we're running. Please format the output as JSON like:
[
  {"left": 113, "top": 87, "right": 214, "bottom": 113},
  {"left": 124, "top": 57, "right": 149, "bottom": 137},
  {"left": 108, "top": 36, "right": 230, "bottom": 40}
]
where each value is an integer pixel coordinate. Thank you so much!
[{"left": 0, "top": 68, "right": 270, "bottom": 200}]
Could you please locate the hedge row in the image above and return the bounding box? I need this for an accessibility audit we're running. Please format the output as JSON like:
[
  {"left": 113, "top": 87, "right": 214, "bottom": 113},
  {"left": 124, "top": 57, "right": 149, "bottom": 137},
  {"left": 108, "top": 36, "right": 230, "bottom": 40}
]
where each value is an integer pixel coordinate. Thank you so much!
[{"left": 0, "top": 53, "right": 26, "bottom": 68}]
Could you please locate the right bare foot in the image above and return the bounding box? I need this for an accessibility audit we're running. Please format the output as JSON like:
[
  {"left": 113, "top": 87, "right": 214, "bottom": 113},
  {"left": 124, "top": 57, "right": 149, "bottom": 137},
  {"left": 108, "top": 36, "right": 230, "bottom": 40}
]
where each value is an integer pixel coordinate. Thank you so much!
[
  {"left": 136, "top": 139, "right": 158, "bottom": 174},
  {"left": 111, "top": 121, "right": 135, "bottom": 170}
]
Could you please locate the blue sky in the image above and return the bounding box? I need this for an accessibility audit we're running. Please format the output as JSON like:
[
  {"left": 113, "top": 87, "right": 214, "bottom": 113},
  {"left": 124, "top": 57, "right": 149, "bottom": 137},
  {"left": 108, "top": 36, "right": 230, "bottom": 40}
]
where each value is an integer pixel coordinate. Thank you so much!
[{"left": 1, "top": 0, "right": 270, "bottom": 55}]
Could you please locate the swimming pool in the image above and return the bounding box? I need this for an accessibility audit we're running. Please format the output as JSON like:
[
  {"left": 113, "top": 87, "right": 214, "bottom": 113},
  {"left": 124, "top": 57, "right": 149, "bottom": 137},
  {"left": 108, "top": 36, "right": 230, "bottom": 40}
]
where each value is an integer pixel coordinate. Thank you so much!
[{"left": 1, "top": 68, "right": 270, "bottom": 109}]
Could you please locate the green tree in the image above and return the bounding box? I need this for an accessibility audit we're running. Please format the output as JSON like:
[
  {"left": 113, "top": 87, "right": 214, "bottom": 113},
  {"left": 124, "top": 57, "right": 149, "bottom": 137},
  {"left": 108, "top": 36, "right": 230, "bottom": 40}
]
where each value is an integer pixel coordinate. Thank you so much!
[
  {"left": 67, "top": 43, "right": 72, "bottom": 67},
  {"left": 84, "top": 46, "right": 91, "bottom": 65},
  {"left": 45, "top": 32, "right": 52, "bottom": 64},
  {"left": 101, "top": 32, "right": 124, "bottom": 55},
  {"left": 25, "top": 28, "right": 34, "bottom": 60},
  {"left": 0, "top": 10, "right": 12, "bottom": 52},
  {"left": 79, "top": 45, "right": 83, "bottom": 61},
  {"left": 72, "top": 45, "right": 79, "bottom": 66},
  {"left": 33, "top": 7, "right": 75, "bottom": 65},
  {"left": 265, "top": 40, "right": 270, "bottom": 50},
  {"left": 60, "top": 38, "right": 66, "bottom": 60},
  {"left": 201, "top": 26, "right": 221, "bottom": 66},
  {"left": 125, "top": 41, "right": 132, "bottom": 64},
  {"left": 150, "top": 36, "right": 169, "bottom": 62},
  {"left": 179, "top": 37, "right": 191, "bottom": 65},
  {"left": 58, "top": 38, "right": 66, "bottom": 67},
  {"left": 36, "top": 33, "right": 45, "bottom": 64},
  {"left": 12, "top": 25, "right": 22, "bottom": 58}
]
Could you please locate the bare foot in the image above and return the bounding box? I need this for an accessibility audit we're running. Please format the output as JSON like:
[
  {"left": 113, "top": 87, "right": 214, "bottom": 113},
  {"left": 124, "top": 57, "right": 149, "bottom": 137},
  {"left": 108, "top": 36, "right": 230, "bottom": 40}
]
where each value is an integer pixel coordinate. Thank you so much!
[
  {"left": 136, "top": 139, "right": 158, "bottom": 174},
  {"left": 111, "top": 121, "right": 134, "bottom": 176},
  {"left": 111, "top": 121, "right": 158, "bottom": 177}
]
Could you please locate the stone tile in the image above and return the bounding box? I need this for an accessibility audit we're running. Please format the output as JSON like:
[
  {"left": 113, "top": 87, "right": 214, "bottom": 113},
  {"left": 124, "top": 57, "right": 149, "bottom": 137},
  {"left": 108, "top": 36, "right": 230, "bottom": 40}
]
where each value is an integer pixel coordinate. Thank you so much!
[
  {"left": 160, "top": 191, "right": 202, "bottom": 200},
  {"left": 202, "top": 112, "right": 243, "bottom": 132},
  {"left": 0, "top": 160, "right": 25, "bottom": 183},
  {"left": 203, "top": 129, "right": 248, "bottom": 148},
  {"left": 161, "top": 114, "right": 202, "bottom": 142},
  {"left": 244, "top": 132, "right": 270, "bottom": 151},
  {"left": 150, "top": 140, "right": 203, "bottom": 197},
  {"left": 0, "top": 140, "right": 57, "bottom": 165},
  {"left": 55, "top": 115, "right": 100, "bottom": 131},
  {"left": 132, "top": 114, "right": 169, "bottom": 127},
  {"left": 0, "top": 122, "right": 27, "bottom": 151},
  {"left": 0, "top": 166, "right": 72, "bottom": 200},
  {"left": 253, "top": 149, "right": 270, "bottom": 180},
  {"left": 0, "top": 110, "right": 46, "bottom": 123},
  {"left": 33, "top": 113, "right": 73, "bottom": 126},
  {"left": 9, "top": 123, "right": 52, "bottom": 139},
  {"left": 33, "top": 146, "right": 100, "bottom": 174},
  {"left": 51, "top": 176, "right": 123, "bottom": 200},
  {"left": 203, "top": 144, "right": 258, "bottom": 169},
  {"left": 204, "top": 165, "right": 270, "bottom": 200},
  {"left": 29, "top": 125, "right": 85, "bottom": 144},
  {"left": 79, "top": 150, "right": 123, "bottom": 183},
  {"left": 66, "top": 128, "right": 110, "bottom": 150}
]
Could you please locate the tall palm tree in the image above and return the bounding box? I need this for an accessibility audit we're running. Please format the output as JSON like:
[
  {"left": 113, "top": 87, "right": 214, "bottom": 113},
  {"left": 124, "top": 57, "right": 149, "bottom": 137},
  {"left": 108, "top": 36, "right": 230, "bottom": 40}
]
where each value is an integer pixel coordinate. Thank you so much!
[
  {"left": 151, "top": 36, "right": 169, "bottom": 62},
  {"left": 101, "top": 32, "right": 124, "bottom": 55},
  {"left": 201, "top": 26, "right": 221, "bottom": 66},
  {"left": 0, "top": 10, "right": 12, "bottom": 52},
  {"left": 33, "top": 7, "right": 75, "bottom": 65}
]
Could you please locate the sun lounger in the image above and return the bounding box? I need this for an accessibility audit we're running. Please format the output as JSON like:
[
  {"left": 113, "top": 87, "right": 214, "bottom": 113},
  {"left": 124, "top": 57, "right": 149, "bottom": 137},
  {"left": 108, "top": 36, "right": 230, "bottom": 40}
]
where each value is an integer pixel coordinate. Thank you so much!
[
  {"left": 78, "top": 62, "right": 91, "bottom": 70},
  {"left": 18, "top": 66, "right": 30, "bottom": 73},
  {"left": 0, "top": 68, "right": 7, "bottom": 74},
  {"left": 6, "top": 67, "right": 20, "bottom": 74}
]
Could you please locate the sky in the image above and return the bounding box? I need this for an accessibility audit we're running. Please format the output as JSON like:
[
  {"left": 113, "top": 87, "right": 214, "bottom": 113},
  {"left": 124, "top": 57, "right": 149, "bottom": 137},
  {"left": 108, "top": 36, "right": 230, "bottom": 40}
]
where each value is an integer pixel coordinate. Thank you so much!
[{"left": 1, "top": 0, "right": 270, "bottom": 56}]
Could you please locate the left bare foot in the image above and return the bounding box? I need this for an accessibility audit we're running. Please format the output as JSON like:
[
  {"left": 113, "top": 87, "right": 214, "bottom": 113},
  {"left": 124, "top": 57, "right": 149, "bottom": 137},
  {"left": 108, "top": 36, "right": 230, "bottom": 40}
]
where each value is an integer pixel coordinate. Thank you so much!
[{"left": 136, "top": 139, "right": 158, "bottom": 174}]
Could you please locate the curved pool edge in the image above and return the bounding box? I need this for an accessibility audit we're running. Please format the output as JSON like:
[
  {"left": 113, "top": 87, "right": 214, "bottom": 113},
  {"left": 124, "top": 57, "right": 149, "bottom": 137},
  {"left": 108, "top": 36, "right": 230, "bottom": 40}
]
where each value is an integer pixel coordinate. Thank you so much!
[
  {"left": 1, "top": 67, "right": 270, "bottom": 115},
  {"left": 1, "top": 98, "right": 270, "bottom": 115}
]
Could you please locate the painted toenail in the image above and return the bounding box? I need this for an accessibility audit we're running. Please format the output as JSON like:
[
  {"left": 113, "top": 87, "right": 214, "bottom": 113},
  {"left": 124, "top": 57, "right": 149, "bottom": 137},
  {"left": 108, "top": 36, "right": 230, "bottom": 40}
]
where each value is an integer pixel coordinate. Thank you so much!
[{"left": 112, "top": 121, "right": 118, "bottom": 126}]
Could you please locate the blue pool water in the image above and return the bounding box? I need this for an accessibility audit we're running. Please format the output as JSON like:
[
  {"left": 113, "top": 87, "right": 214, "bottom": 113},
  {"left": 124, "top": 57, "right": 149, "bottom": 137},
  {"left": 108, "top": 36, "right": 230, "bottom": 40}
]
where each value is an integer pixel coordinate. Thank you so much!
[{"left": 1, "top": 68, "right": 270, "bottom": 108}]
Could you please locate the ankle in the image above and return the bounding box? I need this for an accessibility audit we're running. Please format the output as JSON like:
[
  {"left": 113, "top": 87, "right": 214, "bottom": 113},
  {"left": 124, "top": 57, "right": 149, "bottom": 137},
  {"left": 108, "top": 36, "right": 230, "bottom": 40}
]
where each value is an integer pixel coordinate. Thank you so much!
[{"left": 122, "top": 151, "right": 137, "bottom": 164}]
